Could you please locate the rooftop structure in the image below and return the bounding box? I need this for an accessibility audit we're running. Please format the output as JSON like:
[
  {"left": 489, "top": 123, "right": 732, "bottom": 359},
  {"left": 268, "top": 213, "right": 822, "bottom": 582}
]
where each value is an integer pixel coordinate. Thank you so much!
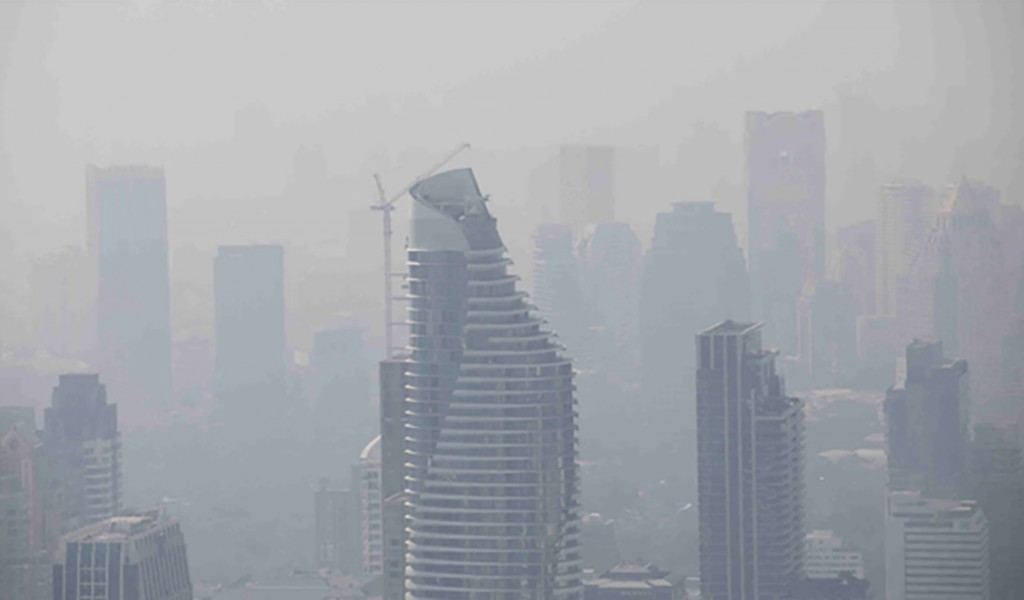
[{"left": 583, "top": 563, "right": 682, "bottom": 600}]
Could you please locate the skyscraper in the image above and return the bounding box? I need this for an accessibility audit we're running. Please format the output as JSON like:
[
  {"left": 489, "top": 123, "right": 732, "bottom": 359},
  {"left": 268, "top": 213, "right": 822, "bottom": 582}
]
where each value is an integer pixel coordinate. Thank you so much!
[
  {"left": 560, "top": 144, "right": 614, "bottom": 228},
  {"left": 378, "top": 358, "right": 406, "bottom": 600},
  {"left": 884, "top": 492, "right": 989, "bottom": 600},
  {"left": 44, "top": 374, "right": 121, "bottom": 534},
  {"left": 88, "top": 165, "right": 173, "bottom": 418},
  {"left": 533, "top": 223, "right": 588, "bottom": 363},
  {"left": 746, "top": 111, "right": 825, "bottom": 354},
  {"left": 52, "top": 508, "right": 193, "bottom": 600},
  {"left": 836, "top": 220, "right": 875, "bottom": 319},
  {"left": 884, "top": 339, "right": 968, "bottom": 495},
  {"left": 696, "top": 321, "right": 805, "bottom": 600},
  {"left": 356, "top": 436, "right": 383, "bottom": 576},
  {"left": 313, "top": 479, "right": 358, "bottom": 573},
  {"left": 404, "top": 168, "right": 582, "bottom": 598},
  {"left": 213, "top": 245, "right": 286, "bottom": 409},
  {"left": 875, "top": 182, "right": 936, "bottom": 318},
  {"left": 641, "top": 203, "right": 748, "bottom": 432}
]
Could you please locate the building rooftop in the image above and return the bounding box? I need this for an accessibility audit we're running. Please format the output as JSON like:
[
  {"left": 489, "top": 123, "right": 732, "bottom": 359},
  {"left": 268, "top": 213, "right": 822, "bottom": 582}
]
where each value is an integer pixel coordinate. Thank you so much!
[
  {"left": 699, "top": 320, "right": 763, "bottom": 337},
  {"left": 64, "top": 508, "right": 171, "bottom": 544}
]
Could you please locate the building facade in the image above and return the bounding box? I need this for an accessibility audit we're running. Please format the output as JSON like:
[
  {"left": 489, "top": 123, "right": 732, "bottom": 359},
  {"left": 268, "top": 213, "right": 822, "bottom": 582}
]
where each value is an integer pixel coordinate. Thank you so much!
[
  {"left": 885, "top": 492, "right": 989, "bottom": 600},
  {"left": 583, "top": 563, "right": 683, "bottom": 600},
  {"left": 52, "top": 508, "right": 192, "bottom": 600},
  {"left": 404, "top": 168, "right": 582, "bottom": 598},
  {"left": 44, "top": 374, "right": 121, "bottom": 534},
  {"left": 560, "top": 145, "right": 614, "bottom": 228},
  {"left": 875, "top": 182, "right": 935, "bottom": 318},
  {"left": 696, "top": 321, "right": 805, "bottom": 600},
  {"left": 803, "top": 531, "right": 864, "bottom": 580},
  {"left": 357, "top": 436, "right": 383, "bottom": 576},
  {"left": 746, "top": 111, "right": 825, "bottom": 355}
]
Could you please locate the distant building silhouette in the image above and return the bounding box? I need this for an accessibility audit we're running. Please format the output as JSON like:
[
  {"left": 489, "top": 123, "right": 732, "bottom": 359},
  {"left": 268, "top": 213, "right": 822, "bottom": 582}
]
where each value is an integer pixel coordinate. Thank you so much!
[
  {"left": 88, "top": 165, "right": 173, "bottom": 417},
  {"left": 214, "top": 245, "right": 286, "bottom": 410},
  {"left": 44, "top": 374, "right": 121, "bottom": 534},
  {"left": 313, "top": 479, "right": 358, "bottom": 573},
  {"left": 746, "top": 111, "right": 825, "bottom": 355},
  {"left": 696, "top": 321, "right": 805, "bottom": 600},
  {"left": 803, "top": 530, "right": 864, "bottom": 580},
  {"left": 52, "top": 508, "right": 192, "bottom": 600},
  {"left": 875, "top": 182, "right": 935, "bottom": 319},
  {"left": 795, "top": 280, "right": 857, "bottom": 387},
  {"left": 560, "top": 144, "right": 614, "bottom": 228},
  {"left": 885, "top": 492, "right": 989, "bottom": 600},
  {"left": 836, "top": 220, "right": 875, "bottom": 319},
  {"left": 696, "top": 319, "right": 806, "bottom": 597},
  {"left": 884, "top": 339, "right": 968, "bottom": 495},
  {"left": 583, "top": 563, "right": 683, "bottom": 599},
  {"left": 642, "top": 203, "right": 748, "bottom": 431},
  {"left": 403, "top": 169, "right": 581, "bottom": 597},
  {"left": 377, "top": 359, "right": 405, "bottom": 600},
  {"left": 533, "top": 223, "right": 588, "bottom": 362}
]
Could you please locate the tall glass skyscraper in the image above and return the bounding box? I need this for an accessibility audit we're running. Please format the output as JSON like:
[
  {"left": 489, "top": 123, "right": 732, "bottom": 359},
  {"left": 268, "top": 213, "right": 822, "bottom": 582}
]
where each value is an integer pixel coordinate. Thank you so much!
[{"left": 403, "top": 168, "right": 582, "bottom": 599}]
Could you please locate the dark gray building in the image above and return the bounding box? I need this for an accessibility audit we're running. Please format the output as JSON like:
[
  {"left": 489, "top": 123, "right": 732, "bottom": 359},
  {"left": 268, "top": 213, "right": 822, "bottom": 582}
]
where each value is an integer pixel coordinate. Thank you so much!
[
  {"left": 884, "top": 338, "right": 968, "bottom": 495},
  {"left": 44, "top": 374, "right": 121, "bottom": 534},
  {"left": 88, "top": 165, "right": 173, "bottom": 418},
  {"left": 746, "top": 111, "right": 825, "bottom": 355},
  {"left": 213, "top": 245, "right": 286, "bottom": 409},
  {"left": 641, "top": 203, "right": 748, "bottom": 433},
  {"left": 404, "top": 168, "right": 582, "bottom": 598},
  {"left": 52, "top": 508, "right": 192, "bottom": 600},
  {"left": 378, "top": 358, "right": 406, "bottom": 600},
  {"left": 696, "top": 321, "right": 805, "bottom": 600}
]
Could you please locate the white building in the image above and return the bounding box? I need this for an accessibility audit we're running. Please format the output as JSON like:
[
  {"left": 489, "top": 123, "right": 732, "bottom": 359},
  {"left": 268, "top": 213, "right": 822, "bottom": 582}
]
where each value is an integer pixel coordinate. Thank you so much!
[
  {"left": 357, "top": 435, "right": 383, "bottom": 576},
  {"left": 804, "top": 530, "right": 865, "bottom": 580},
  {"left": 885, "top": 491, "right": 989, "bottom": 600}
]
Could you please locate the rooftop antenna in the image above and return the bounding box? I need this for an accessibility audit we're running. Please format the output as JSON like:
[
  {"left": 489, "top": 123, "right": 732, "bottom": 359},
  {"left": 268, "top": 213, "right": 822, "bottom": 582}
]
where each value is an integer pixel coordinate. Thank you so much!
[{"left": 372, "top": 142, "right": 471, "bottom": 358}]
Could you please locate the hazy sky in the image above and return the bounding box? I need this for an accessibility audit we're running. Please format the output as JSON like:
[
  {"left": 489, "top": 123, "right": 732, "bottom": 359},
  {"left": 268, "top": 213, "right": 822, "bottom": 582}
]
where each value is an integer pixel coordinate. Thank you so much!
[{"left": 2, "top": 0, "right": 1019, "bottom": 258}]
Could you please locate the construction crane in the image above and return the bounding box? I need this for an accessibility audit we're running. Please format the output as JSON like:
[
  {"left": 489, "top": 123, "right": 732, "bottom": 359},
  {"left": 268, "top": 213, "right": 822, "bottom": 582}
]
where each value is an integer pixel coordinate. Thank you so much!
[{"left": 372, "top": 142, "right": 471, "bottom": 358}]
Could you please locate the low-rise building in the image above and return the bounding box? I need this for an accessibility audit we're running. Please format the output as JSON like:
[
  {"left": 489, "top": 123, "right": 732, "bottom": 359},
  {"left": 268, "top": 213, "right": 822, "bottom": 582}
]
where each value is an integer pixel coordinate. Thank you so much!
[
  {"left": 804, "top": 530, "right": 865, "bottom": 580},
  {"left": 583, "top": 563, "right": 683, "bottom": 600}
]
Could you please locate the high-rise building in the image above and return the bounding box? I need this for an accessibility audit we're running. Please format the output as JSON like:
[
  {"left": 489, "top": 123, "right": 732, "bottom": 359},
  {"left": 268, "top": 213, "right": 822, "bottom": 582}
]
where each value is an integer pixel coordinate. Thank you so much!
[
  {"left": 0, "top": 408, "right": 58, "bottom": 600},
  {"left": 357, "top": 436, "right": 383, "bottom": 576},
  {"left": 378, "top": 359, "right": 406, "bottom": 600},
  {"left": 533, "top": 223, "right": 589, "bottom": 363},
  {"left": 52, "top": 508, "right": 193, "bottom": 600},
  {"left": 884, "top": 339, "right": 968, "bottom": 495},
  {"left": 404, "top": 168, "right": 582, "bottom": 598},
  {"left": 44, "top": 374, "right": 121, "bottom": 534},
  {"left": 88, "top": 165, "right": 173, "bottom": 418},
  {"left": 696, "top": 321, "right": 805, "bottom": 600},
  {"left": 560, "top": 144, "right": 614, "bottom": 228},
  {"left": 836, "top": 220, "right": 875, "bottom": 319},
  {"left": 803, "top": 531, "right": 864, "bottom": 580},
  {"left": 313, "top": 479, "right": 358, "bottom": 573},
  {"left": 641, "top": 203, "right": 748, "bottom": 432},
  {"left": 795, "top": 281, "right": 857, "bottom": 387},
  {"left": 746, "top": 111, "right": 825, "bottom": 355},
  {"left": 885, "top": 491, "right": 989, "bottom": 600},
  {"left": 214, "top": 245, "right": 286, "bottom": 409},
  {"left": 875, "top": 182, "right": 936, "bottom": 318}
]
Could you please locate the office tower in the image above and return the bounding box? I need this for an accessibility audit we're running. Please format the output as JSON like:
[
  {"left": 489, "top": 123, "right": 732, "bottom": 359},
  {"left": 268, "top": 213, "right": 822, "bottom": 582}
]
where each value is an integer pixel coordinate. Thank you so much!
[
  {"left": 641, "top": 203, "right": 748, "bottom": 431},
  {"left": 44, "top": 374, "right": 121, "bottom": 533},
  {"left": 313, "top": 479, "right": 358, "bottom": 572},
  {"left": 52, "top": 508, "right": 192, "bottom": 600},
  {"left": 884, "top": 339, "right": 968, "bottom": 495},
  {"left": 875, "top": 182, "right": 936, "bottom": 318},
  {"left": 0, "top": 408, "right": 58, "bottom": 600},
  {"left": 213, "top": 244, "right": 286, "bottom": 410},
  {"left": 404, "top": 168, "right": 581, "bottom": 598},
  {"left": 696, "top": 321, "right": 805, "bottom": 600},
  {"left": 560, "top": 144, "right": 614, "bottom": 228},
  {"left": 357, "top": 436, "right": 383, "bottom": 576},
  {"left": 29, "top": 247, "right": 91, "bottom": 360},
  {"left": 967, "top": 426, "right": 1024, "bottom": 600},
  {"left": 311, "top": 327, "right": 370, "bottom": 440},
  {"left": 583, "top": 563, "right": 683, "bottom": 600},
  {"left": 885, "top": 492, "right": 989, "bottom": 600},
  {"left": 803, "top": 531, "right": 864, "bottom": 580},
  {"left": 88, "top": 165, "right": 173, "bottom": 418},
  {"left": 378, "top": 359, "right": 406, "bottom": 600},
  {"left": 578, "top": 222, "right": 642, "bottom": 386},
  {"left": 795, "top": 281, "right": 857, "bottom": 387},
  {"left": 533, "top": 223, "right": 589, "bottom": 362},
  {"left": 746, "top": 110, "right": 825, "bottom": 355},
  {"left": 836, "top": 220, "right": 875, "bottom": 318}
]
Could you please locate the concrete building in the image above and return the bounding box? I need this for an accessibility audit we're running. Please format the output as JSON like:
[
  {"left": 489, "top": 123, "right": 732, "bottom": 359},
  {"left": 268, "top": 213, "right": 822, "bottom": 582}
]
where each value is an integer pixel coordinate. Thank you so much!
[
  {"left": 836, "top": 220, "right": 875, "bottom": 319},
  {"left": 314, "top": 480, "right": 358, "bottom": 573},
  {"left": 696, "top": 321, "right": 805, "bottom": 600},
  {"left": 533, "top": 223, "right": 588, "bottom": 365},
  {"left": 885, "top": 492, "right": 989, "bottom": 600},
  {"left": 356, "top": 436, "right": 383, "bottom": 576},
  {"left": 0, "top": 408, "right": 58, "bottom": 600},
  {"left": 583, "top": 563, "right": 683, "bottom": 600},
  {"left": 641, "top": 203, "right": 748, "bottom": 433},
  {"left": 746, "top": 111, "right": 825, "bottom": 355},
  {"left": 88, "top": 165, "right": 173, "bottom": 418},
  {"left": 803, "top": 531, "right": 864, "bottom": 580},
  {"left": 377, "top": 359, "right": 405, "bottom": 600},
  {"left": 52, "top": 508, "right": 192, "bottom": 600},
  {"left": 403, "top": 168, "right": 582, "bottom": 598},
  {"left": 795, "top": 281, "right": 857, "bottom": 387},
  {"left": 875, "top": 182, "right": 935, "bottom": 318},
  {"left": 560, "top": 144, "right": 614, "bottom": 228},
  {"left": 44, "top": 374, "right": 121, "bottom": 534},
  {"left": 884, "top": 339, "right": 968, "bottom": 495},
  {"left": 214, "top": 245, "right": 286, "bottom": 410}
]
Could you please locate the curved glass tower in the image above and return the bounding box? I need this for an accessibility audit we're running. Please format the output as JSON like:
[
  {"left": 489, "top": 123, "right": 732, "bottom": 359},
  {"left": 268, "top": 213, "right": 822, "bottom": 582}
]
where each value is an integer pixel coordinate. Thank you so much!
[{"left": 404, "top": 169, "right": 582, "bottom": 599}]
